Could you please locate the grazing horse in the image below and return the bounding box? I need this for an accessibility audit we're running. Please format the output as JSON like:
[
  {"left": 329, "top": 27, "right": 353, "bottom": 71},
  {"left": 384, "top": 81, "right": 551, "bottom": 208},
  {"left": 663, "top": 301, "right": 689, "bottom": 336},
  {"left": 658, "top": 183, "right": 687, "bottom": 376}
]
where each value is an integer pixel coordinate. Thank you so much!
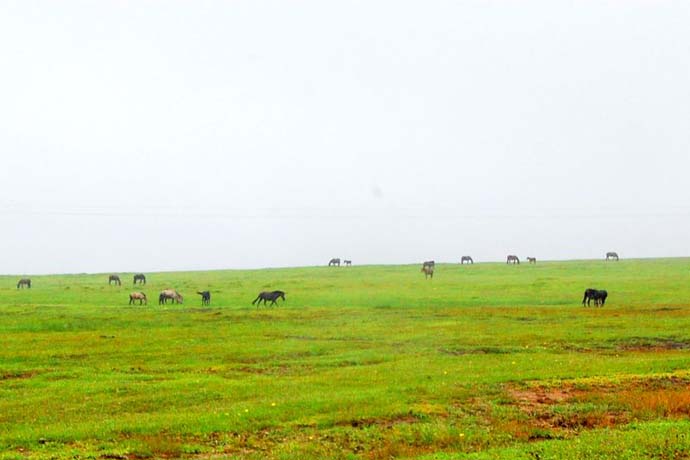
[
  {"left": 328, "top": 258, "right": 341, "bottom": 267},
  {"left": 252, "top": 290, "right": 286, "bottom": 307},
  {"left": 129, "top": 292, "right": 147, "bottom": 305},
  {"left": 460, "top": 256, "right": 473, "bottom": 264},
  {"left": 506, "top": 255, "right": 520, "bottom": 264},
  {"left": 606, "top": 252, "right": 619, "bottom": 261},
  {"left": 159, "top": 289, "right": 183, "bottom": 304},
  {"left": 109, "top": 274, "right": 121, "bottom": 286},
  {"left": 343, "top": 260, "right": 352, "bottom": 266},
  {"left": 527, "top": 257, "right": 536, "bottom": 264},
  {"left": 582, "top": 288, "right": 608, "bottom": 307},
  {"left": 133, "top": 273, "right": 146, "bottom": 285},
  {"left": 17, "top": 278, "right": 31, "bottom": 289},
  {"left": 421, "top": 265, "right": 434, "bottom": 279},
  {"left": 197, "top": 291, "right": 211, "bottom": 306}
]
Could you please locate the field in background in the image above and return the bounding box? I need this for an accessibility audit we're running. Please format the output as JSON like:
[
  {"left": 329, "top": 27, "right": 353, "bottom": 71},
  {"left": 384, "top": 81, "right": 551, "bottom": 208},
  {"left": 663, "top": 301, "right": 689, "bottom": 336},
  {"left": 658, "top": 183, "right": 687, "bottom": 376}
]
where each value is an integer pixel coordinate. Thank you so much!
[{"left": 1, "top": 259, "right": 690, "bottom": 459}]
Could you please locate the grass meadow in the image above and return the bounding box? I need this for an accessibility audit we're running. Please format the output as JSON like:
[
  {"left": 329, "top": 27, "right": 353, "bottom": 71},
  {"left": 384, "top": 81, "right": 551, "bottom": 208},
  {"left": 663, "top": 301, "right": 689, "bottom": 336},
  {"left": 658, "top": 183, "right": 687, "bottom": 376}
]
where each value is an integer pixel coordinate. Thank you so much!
[{"left": 1, "top": 258, "right": 690, "bottom": 459}]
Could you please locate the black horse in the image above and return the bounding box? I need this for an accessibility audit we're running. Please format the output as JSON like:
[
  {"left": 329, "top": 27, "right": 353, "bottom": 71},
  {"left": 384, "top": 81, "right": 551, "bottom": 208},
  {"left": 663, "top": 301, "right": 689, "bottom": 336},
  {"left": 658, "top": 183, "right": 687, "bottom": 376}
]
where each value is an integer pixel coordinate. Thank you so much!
[
  {"left": 343, "top": 260, "right": 352, "bottom": 266},
  {"left": 423, "top": 260, "right": 435, "bottom": 269},
  {"left": 506, "top": 255, "right": 520, "bottom": 264},
  {"left": 460, "top": 256, "right": 473, "bottom": 264},
  {"left": 17, "top": 278, "right": 31, "bottom": 289},
  {"left": 252, "top": 290, "right": 286, "bottom": 307},
  {"left": 109, "top": 274, "right": 121, "bottom": 286},
  {"left": 133, "top": 273, "right": 146, "bottom": 285},
  {"left": 582, "top": 288, "right": 608, "bottom": 307},
  {"left": 197, "top": 290, "right": 211, "bottom": 306},
  {"left": 527, "top": 257, "right": 536, "bottom": 264},
  {"left": 606, "top": 252, "right": 619, "bottom": 261},
  {"left": 328, "top": 258, "right": 341, "bottom": 267}
]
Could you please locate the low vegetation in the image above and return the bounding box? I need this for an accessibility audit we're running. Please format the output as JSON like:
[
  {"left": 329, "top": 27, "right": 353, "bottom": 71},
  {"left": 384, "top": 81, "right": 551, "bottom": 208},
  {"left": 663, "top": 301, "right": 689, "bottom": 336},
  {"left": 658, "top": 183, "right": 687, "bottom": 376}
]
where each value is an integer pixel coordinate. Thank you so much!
[{"left": 1, "top": 258, "right": 689, "bottom": 459}]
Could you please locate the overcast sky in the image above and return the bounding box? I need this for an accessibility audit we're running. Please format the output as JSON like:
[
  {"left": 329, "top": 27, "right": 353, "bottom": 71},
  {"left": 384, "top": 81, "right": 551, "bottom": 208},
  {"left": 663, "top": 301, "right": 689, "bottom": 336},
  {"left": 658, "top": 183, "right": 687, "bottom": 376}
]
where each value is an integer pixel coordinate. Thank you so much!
[{"left": 1, "top": 1, "right": 689, "bottom": 274}]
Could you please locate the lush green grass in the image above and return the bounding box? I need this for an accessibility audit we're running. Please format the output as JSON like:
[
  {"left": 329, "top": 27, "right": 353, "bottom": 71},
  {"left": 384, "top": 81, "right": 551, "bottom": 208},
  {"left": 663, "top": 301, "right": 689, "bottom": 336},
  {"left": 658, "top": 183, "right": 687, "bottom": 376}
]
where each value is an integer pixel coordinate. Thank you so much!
[{"left": 1, "top": 258, "right": 690, "bottom": 459}]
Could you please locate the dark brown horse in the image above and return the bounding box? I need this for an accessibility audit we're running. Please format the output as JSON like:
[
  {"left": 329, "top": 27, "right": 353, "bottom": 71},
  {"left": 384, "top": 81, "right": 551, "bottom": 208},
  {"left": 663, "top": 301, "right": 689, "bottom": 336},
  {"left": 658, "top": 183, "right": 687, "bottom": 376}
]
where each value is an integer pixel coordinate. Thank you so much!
[
  {"left": 506, "top": 255, "right": 520, "bottom": 264},
  {"left": 109, "top": 274, "right": 121, "bottom": 286},
  {"left": 527, "top": 257, "right": 536, "bottom": 264},
  {"left": 460, "top": 256, "right": 473, "bottom": 264},
  {"left": 606, "top": 252, "right": 619, "bottom": 261},
  {"left": 252, "top": 290, "right": 286, "bottom": 307},
  {"left": 129, "top": 292, "right": 147, "bottom": 305},
  {"left": 133, "top": 273, "right": 146, "bottom": 285},
  {"left": 343, "top": 260, "right": 352, "bottom": 266},
  {"left": 422, "top": 260, "right": 435, "bottom": 269},
  {"left": 17, "top": 278, "right": 31, "bottom": 289},
  {"left": 421, "top": 265, "right": 434, "bottom": 279},
  {"left": 328, "top": 258, "right": 341, "bottom": 266}
]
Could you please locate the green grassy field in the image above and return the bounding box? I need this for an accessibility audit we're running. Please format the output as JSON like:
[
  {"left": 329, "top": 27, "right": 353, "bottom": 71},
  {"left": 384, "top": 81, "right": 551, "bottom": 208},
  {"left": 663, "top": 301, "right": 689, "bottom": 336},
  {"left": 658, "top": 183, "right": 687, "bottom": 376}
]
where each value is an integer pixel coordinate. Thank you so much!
[{"left": 1, "top": 258, "right": 690, "bottom": 459}]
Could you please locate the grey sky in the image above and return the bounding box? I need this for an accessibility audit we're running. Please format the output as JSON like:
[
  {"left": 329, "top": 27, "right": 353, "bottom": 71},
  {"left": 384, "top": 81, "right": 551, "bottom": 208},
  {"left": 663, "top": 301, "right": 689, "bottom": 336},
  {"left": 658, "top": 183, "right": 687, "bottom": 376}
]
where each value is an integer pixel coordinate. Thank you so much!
[{"left": 1, "top": 1, "right": 689, "bottom": 274}]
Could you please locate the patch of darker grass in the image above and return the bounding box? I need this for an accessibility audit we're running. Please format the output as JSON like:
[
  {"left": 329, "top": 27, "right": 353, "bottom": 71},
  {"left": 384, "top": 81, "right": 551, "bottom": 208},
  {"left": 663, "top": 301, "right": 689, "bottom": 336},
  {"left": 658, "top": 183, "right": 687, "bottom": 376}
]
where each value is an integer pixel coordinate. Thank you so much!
[
  {"left": 335, "top": 413, "right": 420, "bottom": 428},
  {"left": 440, "top": 346, "right": 519, "bottom": 356},
  {"left": 614, "top": 336, "right": 690, "bottom": 351}
]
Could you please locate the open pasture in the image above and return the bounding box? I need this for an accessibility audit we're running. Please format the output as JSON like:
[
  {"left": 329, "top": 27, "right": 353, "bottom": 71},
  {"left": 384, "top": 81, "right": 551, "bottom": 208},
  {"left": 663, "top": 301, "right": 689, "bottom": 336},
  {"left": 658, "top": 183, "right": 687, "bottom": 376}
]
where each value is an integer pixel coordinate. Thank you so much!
[{"left": 1, "top": 258, "right": 690, "bottom": 459}]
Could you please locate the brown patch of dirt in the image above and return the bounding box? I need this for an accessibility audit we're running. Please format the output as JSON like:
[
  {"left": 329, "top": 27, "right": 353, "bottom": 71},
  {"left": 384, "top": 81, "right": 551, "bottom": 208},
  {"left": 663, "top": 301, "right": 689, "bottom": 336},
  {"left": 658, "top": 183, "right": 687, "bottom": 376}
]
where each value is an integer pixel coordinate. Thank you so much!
[
  {"left": 505, "top": 373, "right": 690, "bottom": 436},
  {"left": 0, "top": 370, "right": 38, "bottom": 380}
]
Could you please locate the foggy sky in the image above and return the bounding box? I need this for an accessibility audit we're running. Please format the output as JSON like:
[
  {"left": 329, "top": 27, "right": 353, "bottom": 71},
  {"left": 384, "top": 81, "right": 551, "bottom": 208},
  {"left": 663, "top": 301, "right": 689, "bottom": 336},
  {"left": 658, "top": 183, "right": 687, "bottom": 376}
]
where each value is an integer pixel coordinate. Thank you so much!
[{"left": 1, "top": 1, "right": 689, "bottom": 274}]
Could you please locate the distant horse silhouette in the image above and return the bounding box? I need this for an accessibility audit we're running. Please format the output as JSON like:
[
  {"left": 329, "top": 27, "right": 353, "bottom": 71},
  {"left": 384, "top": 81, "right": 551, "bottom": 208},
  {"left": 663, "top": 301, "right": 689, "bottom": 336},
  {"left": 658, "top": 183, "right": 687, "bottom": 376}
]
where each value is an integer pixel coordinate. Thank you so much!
[
  {"left": 506, "top": 255, "right": 520, "bottom": 264},
  {"left": 159, "top": 289, "right": 183, "bottom": 304},
  {"left": 109, "top": 275, "right": 121, "bottom": 286},
  {"left": 252, "top": 290, "right": 286, "bottom": 307},
  {"left": 582, "top": 288, "right": 608, "bottom": 307},
  {"left": 422, "top": 260, "right": 435, "bottom": 269},
  {"left": 343, "top": 260, "right": 352, "bottom": 266},
  {"left": 133, "top": 273, "right": 146, "bottom": 285},
  {"left": 328, "top": 258, "right": 341, "bottom": 267},
  {"left": 460, "top": 256, "right": 473, "bottom": 264},
  {"left": 527, "top": 257, "right": 536, "bottom": 264},
  {"left": 17, "top": 278, "right": 31, "bottom": 289},
  {"left": 197, "top": 291, "right": 211, "bottom": 306},
  {"left": 129, "top": 292, "right": 147, "bottom": 305},
  {"left": 421, "top": 265, "right": 434, "bottom": 279},
  {"left": 606, "top": 252, "right": 619, "bottom": 261}
]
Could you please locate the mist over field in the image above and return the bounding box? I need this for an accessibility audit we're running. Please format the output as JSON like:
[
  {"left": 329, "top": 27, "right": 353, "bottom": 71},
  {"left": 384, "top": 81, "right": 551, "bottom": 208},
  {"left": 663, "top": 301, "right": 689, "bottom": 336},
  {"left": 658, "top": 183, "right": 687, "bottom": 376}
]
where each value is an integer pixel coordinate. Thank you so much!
[{"left": 1, "top": 1, "right": 689, "bottom": 274}]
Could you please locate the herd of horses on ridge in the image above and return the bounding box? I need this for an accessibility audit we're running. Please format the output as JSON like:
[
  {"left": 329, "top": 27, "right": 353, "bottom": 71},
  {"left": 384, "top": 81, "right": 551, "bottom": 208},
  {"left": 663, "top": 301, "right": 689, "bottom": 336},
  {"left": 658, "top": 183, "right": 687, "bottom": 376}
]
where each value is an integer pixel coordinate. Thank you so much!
[
  {"left": 15, "top": 272, "right": 285, "bottom": 308},
  {"left": 12, "top": 252, "right": 620, "bottom": 309},
  {"left": 413, "top": 253, "right": 617, "bottom": 307}
]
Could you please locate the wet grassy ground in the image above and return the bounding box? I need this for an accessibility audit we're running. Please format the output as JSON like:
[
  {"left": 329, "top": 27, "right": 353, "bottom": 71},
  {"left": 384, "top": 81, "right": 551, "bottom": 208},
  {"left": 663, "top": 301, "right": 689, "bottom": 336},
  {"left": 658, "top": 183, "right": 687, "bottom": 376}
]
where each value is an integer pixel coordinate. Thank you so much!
[{"left": 1, "top": 258, "right": 689, "bottom": 459}]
